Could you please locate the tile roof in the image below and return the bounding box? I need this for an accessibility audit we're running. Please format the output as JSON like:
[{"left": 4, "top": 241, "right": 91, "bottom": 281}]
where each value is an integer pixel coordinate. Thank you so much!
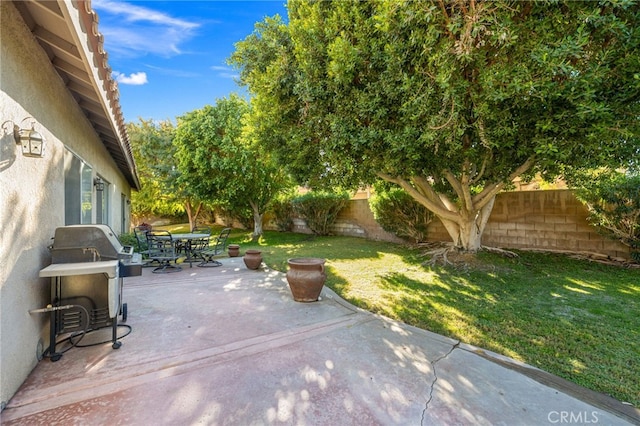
[{"left": 12, "top": 0, "right": 140, "bottom": 189}]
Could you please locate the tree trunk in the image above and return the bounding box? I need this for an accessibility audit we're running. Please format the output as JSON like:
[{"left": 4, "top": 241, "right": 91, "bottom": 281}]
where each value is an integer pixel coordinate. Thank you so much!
[
  {"left": 252, "top": 203, "right": 264, "bottom": 239},
  {"left": 378, "top": 159, "right": 534, "bottom": 254},
  {"left": 184, "top": 200, "right": 203, "bottom": 231},
  {"left": 438, "top": 196, "right": 495, "bottom": 252}
]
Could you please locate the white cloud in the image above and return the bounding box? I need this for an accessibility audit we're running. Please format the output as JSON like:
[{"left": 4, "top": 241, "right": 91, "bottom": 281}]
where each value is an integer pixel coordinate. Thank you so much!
[
  {"left": 113, "top": 71, "right": 148, "bottom": 85},
  {"left": 218, "top": 72, "right": 239, "bottom": 79},
  {"left": 211, "top": 65, "right": 238, "bottom": 80},
  {"left": 145, "top": 64, "right": 200, "bottom": 78},
  {"left": 93, "top": 0, "right": 200, "bottom": 57},
  {"left": 94, "top": 0, "right": 199, "bottom": 30}
]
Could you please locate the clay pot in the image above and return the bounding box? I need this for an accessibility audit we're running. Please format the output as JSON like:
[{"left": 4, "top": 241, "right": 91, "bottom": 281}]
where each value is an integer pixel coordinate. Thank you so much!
[
  {"left": 286, "top": 258, "right": 326, "bottom": 302},
  {"left": 228, "top": 244, "right": 240, "bottom": 257},
  {"left": 243, "top": 249, "right": 262, "bottom": 270}
]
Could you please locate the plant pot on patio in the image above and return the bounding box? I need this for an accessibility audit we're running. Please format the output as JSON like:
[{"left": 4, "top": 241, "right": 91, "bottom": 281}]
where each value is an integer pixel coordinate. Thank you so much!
[
  {"left": 243, "top": 249, "right": 262, "bottom": 270},
  {"left": 286, "top": 258, "right": 326, "bottom": 302},
  {"left": 228, "top": 244, "right": 240, "bottom": 257}
]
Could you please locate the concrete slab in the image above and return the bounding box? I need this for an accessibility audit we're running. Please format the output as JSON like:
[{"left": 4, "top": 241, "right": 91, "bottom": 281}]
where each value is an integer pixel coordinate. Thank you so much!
[{"left": 2, "top": 258, "right": 638, "bottom": 425}]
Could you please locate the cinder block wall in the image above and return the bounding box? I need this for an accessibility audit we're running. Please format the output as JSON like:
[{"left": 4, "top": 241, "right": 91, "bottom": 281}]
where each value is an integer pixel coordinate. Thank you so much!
[
  {"left": 286, "top": 200, "right": 403, "bottom": 242},
  {"left": 427, "top": 190, "right": 630, "bottom": 260},
  {"left": 334, "top": 199, "right": 404, "bottom": 242},
  {"left": 288, "top": 190, "right": 631, "bottom": 260}
]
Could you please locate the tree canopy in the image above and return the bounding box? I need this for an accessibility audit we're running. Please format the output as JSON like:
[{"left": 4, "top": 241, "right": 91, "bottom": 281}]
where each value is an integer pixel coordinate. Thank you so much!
[
  {"left": 230, "top": 0, "right": 640, "bottom": 251},
  {"left": 573, "top": 167, "right": 640, "bottom": 261},
  {"left": 127, "top": 119, "right": 184, "bottom": 224},
  {"left": 173, "top": 94, "right": 289, "bottom": 237}
]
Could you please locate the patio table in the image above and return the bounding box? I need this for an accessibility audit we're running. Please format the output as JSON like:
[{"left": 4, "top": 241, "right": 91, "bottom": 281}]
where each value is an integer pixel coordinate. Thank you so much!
[{"left": 165, "top": 233, "right": 211, "bottom": 267}]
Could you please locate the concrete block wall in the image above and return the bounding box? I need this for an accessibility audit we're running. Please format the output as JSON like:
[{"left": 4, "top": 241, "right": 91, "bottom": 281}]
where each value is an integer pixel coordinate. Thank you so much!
[
  {"left": 334, "top": 199, "right": 404, "bottom": 242},
  {"left": 268, "top": 190, "right": 631, "bottom": 261},
  {"left": 288, "top": 190, "right": 631, "bottom": 260},
  {"left": 285, "top": 200, "right": 403, "bottom": 243},
  {"left": 426, "top": 190, "right": 631, "bottom": 260}
]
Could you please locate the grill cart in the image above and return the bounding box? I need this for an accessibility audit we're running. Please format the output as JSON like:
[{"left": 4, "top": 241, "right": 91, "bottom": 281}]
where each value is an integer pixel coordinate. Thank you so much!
[{"left": 37, "top": 225, "right": 142, "bottom": 361}]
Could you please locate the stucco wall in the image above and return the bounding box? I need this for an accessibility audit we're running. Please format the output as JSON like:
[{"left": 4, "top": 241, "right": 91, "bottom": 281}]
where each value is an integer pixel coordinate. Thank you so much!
[{"left": 0, "top": 1, "right": 132, "bottom": 407}]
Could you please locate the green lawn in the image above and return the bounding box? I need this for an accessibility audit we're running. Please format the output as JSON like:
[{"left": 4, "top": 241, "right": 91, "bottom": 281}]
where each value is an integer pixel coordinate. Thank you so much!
[{"left": 151, "top": 225, "right": 640, "bottom": 406}]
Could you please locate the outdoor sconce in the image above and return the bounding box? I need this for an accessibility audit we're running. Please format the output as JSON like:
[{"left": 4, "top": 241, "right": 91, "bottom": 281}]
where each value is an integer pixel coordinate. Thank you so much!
[
  {"left": 94, "top": 177, "right": 105, "bottom": 191},
  {"left": 1, "top": 117, "right": 45, "bottom": 158}
]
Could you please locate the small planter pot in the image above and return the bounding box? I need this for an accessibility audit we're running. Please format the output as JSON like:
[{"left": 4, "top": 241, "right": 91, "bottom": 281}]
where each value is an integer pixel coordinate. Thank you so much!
[
  {"left": 286, "top": 258, "right": 326, "bottom": 302},
  {"left": 243, "top": 249, "right": 262, "bottom": 270},
  {"left": 228, "top": 244, "right": 240, "bottom": 257}
]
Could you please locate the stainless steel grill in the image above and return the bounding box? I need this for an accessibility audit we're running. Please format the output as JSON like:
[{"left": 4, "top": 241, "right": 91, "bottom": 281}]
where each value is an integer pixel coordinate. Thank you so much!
[
  {"left": 49, "top": 224, "right": 141, "bottom": 274},
  {"left": 38, "top": 225, "right": 142, "bottom": 361}
]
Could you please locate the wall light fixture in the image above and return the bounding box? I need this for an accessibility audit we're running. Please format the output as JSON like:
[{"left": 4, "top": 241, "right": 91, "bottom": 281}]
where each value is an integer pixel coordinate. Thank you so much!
[
  {"left": 94, "top": 177, "right": 105, "bottom": 191},
  {"left": 1, "top": 117, "right": 45, "bottom": 158}
]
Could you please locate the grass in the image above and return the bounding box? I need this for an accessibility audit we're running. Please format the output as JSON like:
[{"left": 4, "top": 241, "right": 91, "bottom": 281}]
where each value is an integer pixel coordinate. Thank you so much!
[{"left": 149, "top": 224, "right": 639, "bottom": 406}]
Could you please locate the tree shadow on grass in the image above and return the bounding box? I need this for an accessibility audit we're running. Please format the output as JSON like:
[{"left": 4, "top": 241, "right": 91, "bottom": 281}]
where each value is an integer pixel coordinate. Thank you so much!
[{"left": 367, "top": 263, "right": 640, "bottom": 407}]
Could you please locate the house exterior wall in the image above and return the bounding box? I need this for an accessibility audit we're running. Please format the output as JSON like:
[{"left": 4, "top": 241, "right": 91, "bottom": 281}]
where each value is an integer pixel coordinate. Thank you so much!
[{"left": 0, "top": 1, "right": 133, "bottom": 407}]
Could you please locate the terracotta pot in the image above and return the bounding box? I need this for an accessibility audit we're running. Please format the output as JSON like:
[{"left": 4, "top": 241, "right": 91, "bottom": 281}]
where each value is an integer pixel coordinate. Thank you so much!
[
  {"left": 243, "top": 249, "right": 262, "bottom": 270},
  {"left": 228, "top": 244, "right": 240, "bottom": 257},
  {"left": 286, "top": 258, "right": 326, "bottom": 302}
]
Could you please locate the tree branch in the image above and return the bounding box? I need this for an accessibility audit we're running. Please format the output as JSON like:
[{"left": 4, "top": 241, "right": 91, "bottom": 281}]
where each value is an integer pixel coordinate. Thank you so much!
[
  {"left": 461, "top": 160, "right": 475, "bottom": 214},
  {"left": 378, "top": 172, "right": 460, "bottom": 222},
  {"left": 429, "top": 99, "right": 456, "bottom": 130},
  {"left": 476, "top": 117, "right": 491, "bottom": 149},
  {"left": 438, "top": 0, "right": 455, "bottom": 40},
  {"left": 443, "top": 169, "right": 466, "bottom": 206},
  {"left": 411, "top": 175, "right": 458, "bottom": 212},
  {"left": 473, "top": 156, "right": 536, "bottom": 208},
  {"left": 471, "top": 152, "right": 491, "bottom": 185}
]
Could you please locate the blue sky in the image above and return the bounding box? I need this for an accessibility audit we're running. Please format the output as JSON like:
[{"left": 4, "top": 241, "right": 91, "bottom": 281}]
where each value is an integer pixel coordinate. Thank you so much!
[{"left": 92, "top": 0, "right": 288, "bottom": 123}]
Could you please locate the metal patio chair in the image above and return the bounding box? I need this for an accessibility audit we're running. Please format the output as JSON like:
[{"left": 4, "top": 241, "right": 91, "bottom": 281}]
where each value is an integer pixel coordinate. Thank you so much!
[
  {"left": 198, "top": 228, "right": 231, "bottom": 267},
  {"left": 146, "top": 230, "right": 182, "bottom": 273},
  {"left": 134, "top": 226, "right": 159, "bottom": 267},
  {"left": 184, "top": 226, "right": 211, "bottom": 267}
]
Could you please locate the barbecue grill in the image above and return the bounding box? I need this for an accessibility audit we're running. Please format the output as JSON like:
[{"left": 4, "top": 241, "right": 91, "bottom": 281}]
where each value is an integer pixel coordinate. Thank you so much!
[{"left": 38, "top": 225, "right": 142, "bottom": 361}]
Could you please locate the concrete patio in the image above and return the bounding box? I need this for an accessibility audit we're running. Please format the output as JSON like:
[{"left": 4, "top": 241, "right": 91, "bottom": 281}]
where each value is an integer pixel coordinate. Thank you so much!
[{"left": 2, "top": 257, "right": 638, "bottom": 425}]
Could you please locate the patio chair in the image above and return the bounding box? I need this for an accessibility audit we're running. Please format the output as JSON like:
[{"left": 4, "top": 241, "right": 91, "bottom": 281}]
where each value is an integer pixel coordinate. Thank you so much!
[
  {"left": 184, "top": 226, "right": 211, "bottom": 267},
  {"left": 133, "top": 226, "right": 147, "bottom": 252},
  {"left": 146, "top": 230, "right": 182, "bottom": 273},
  {"left": 192, "top": 225, "right": 211, "bottom": 234},
  {"left": 198, "top": 228, "right": 231, "bottom": 267},
  {"left": 134, "top": 226, "right": 159, "bottom": 267}
]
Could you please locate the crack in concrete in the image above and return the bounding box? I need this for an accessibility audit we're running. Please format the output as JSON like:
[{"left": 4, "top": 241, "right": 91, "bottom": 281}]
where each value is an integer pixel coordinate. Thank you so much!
[{"left": 422, "top": 340, "right": 460, "bottom": 425}]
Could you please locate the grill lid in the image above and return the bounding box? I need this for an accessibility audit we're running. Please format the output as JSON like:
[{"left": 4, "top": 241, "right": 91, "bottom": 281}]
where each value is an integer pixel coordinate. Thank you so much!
[{"left": 50, "top": 225, "right": 133, "bottom": 264}]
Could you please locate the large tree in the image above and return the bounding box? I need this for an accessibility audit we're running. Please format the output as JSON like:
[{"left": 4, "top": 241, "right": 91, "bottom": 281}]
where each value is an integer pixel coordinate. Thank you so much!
[
  {"left": 230, "top": 0, "right": 640, "bottom": 251},
  {"left": 173, "top": 94, "right": 288, "bottom": 238},
  {"left": 127, "top": 119, "right": 186, "bottom": 225}
]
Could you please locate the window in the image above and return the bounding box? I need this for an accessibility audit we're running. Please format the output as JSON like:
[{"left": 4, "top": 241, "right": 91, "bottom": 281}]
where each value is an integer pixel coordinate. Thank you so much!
[
  {"left": 64, "top": 152, "right": 93, "bottom": 225},
  {"left": 121, "top": 193, "right": 127, "bottom": 233}
]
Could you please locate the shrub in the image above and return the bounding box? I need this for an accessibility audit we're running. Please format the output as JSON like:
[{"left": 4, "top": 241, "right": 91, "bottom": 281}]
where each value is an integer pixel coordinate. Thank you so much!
[
  {"left": 292, "top": 191, "right": 349, "bottom": 236},
  {"left": 118, "top": 232, "right": 139, "bottom": 250},
  {"left": 233, "top": 207, "right": 254, "bottom": 230},
  {"left": 574, "top": 169, "right": 640, "bottom": 262},
  {"left": 270, "top": 196, "right": 295, "bottom": 232},
  {"left": 369, "top": 188, "right": 433, "bottom": 243},
  {"left": 214, "top": 205, "right": 251, "bottom": 229}
]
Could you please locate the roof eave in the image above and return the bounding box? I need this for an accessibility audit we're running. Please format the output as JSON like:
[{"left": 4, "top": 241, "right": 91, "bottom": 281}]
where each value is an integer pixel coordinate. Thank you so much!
[{"left": 13, "top": 0, "right": 141, "bottom": 190}]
